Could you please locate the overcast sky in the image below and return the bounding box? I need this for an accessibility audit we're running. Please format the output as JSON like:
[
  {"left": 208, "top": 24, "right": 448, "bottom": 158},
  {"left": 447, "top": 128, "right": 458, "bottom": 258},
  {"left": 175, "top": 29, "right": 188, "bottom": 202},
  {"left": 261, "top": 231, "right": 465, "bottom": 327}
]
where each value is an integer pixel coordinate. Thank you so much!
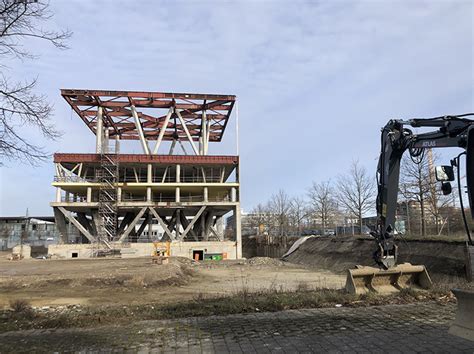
[{"left": 0, "top": 0, "right": 473, "bottom": 216}]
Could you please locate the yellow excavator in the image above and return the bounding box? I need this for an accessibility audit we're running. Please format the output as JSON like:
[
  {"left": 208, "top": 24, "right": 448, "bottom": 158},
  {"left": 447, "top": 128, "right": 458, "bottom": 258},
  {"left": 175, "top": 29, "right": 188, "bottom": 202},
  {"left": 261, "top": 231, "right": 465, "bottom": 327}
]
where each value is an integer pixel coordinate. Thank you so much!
[{"left": 346, "top": 114, "right": 474, "bottom": 294}]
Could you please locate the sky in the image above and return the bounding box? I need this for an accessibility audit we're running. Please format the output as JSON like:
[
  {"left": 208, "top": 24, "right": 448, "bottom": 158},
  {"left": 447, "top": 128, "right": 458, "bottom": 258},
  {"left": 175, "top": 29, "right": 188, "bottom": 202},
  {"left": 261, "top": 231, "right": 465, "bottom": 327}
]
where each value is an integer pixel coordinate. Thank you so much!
[{"left": 0, "top": 0, "right": 473, "bottom": 216}]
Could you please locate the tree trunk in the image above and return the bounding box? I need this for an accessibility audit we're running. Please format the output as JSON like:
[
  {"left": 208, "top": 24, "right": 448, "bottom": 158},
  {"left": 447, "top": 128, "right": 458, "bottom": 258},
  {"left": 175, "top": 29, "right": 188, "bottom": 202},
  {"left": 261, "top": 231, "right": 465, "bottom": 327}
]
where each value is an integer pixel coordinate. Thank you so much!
[{"left": 420, "top": 199, "right": 426, "bottom": 237}]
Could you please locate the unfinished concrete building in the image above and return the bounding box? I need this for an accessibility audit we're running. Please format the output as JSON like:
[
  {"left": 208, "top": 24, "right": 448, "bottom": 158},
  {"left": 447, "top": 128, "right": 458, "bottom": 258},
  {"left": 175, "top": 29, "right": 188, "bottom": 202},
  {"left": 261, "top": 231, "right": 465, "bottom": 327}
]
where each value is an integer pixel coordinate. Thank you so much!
[{"left": 50, "top": 89, "right": 241, "bottom": 259}]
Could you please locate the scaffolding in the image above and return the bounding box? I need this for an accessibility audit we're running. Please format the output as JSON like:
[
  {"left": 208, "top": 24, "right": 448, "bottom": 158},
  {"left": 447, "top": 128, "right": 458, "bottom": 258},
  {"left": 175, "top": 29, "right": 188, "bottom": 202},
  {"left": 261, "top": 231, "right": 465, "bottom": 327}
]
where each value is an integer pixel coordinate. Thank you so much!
[{"left": 97, "top": 146, "right": 119, "bottom": 248}]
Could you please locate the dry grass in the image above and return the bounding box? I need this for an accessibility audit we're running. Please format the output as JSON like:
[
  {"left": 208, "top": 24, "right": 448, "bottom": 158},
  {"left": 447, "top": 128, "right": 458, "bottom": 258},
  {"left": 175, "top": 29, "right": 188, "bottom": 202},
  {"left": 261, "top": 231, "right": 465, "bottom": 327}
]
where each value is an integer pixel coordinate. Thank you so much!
[
  {"left": 8, "top": 299, "right": 35, "bottom": 321},
  {"left": 9, "top": 299, "right": 31, "bottom": 313},
  {"left": 0, "top": 284, "right": 457, "bottom": 333}
]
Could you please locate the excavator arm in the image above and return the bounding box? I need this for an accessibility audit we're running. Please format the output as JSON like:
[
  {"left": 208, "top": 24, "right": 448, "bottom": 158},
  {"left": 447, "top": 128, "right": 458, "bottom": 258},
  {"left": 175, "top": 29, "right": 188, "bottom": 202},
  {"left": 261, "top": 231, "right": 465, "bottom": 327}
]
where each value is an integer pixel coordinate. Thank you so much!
[{"left": 373, "top": 114, "right": 474, "bottom": 269}]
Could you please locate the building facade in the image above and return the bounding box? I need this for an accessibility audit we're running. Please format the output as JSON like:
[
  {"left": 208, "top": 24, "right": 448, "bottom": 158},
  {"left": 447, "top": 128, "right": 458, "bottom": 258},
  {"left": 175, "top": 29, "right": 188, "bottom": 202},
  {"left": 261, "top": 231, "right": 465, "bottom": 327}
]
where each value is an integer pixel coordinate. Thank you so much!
[{"left": 51, "top": 89, "right": 241, "bottom": 259}]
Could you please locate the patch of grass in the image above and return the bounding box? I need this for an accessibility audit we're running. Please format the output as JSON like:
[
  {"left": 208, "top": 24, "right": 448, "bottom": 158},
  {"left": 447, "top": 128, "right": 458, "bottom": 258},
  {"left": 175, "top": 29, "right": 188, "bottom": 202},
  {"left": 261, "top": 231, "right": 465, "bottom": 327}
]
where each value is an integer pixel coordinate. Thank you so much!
[
  {"left": 9, "top": 299, "right": 31, "bottom": 313},
  {"left": 296, "top": 281, "right": 310, "bottom": 292},
  {"left": 0, "top": 285, "right": 458, "bottom": 333}
]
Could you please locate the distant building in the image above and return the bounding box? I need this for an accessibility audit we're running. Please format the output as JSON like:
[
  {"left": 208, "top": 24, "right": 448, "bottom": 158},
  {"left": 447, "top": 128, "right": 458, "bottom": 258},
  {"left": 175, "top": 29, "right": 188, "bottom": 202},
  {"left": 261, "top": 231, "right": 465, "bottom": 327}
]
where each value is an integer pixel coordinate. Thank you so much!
[{"left": 0, "top": 216, "right": 63, "bottom": 250}]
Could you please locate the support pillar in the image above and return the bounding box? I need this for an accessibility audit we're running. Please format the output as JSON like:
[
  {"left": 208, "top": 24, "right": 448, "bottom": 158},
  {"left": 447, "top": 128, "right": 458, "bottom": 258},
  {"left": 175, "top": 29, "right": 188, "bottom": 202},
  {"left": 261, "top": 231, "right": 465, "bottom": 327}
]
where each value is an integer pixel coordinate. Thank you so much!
[
  {"left": 147, "top": 164, "right": 152, "bottom": 183},
  {"left": 86, "top": 187, "right": 92, "bottom": 203},
  {"left": 234, "top": 205, "right": 242, "bottom": 259},
  {"left": 175, "top": 187, "right": 180, "bottom": 203},
  {"left": 203, "top": 187, "right": 208, "bottom": 202},
  {"left": 56, "top": 188, "right": 61, "bottom": 203},
  {"left": 147, "top": 187, "right": 152, "bottom": 202},
  {"left": 216, "top": 216, "right": 224, "bottom": 241},
  {"left": 104, "top": 128, "right": 109, "bottom": 153},
  {"left": 176, "top": 164, "right": 181, "bottom": 182},
  {"left": 96, "top": 106, "right": 103, "bottom": 153},
  {"left": 53, "top": 207, "right": 68, "bottom": 244},
  {"left": 176, "top": 209, "right": 181, "bottom": 240}
]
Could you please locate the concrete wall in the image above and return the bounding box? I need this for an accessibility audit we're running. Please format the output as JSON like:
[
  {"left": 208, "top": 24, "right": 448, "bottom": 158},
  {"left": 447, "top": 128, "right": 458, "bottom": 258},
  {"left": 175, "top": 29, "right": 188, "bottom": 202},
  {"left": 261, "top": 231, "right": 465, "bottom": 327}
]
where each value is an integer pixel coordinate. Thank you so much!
[
  {"left": 48, "top": 241, "right": 239, "bottom": 260},
  {"left": 12, "top": 245, "right": 31, "bottom": 259},
  {"left": 48, "top": 244, "right": 94, "bottom": 259}
]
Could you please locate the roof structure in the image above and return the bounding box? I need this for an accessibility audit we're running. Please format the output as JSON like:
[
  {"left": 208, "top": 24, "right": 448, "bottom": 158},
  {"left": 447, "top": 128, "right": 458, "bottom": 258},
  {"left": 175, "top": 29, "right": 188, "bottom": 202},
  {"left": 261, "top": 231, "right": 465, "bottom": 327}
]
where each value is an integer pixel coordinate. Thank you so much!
[
  {"left": 54, "top": 153, "right": 238, "bottom": 165},
  {"left": 61, "top": 89, "right": 236, "bottom": 142}
]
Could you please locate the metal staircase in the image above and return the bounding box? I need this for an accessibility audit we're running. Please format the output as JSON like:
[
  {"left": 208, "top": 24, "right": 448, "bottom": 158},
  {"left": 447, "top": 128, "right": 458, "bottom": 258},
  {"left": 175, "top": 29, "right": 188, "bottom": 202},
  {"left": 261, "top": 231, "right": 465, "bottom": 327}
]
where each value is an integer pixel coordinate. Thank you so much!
[{"left": 97, "top": 142, "right": 119, "bottom": 250}]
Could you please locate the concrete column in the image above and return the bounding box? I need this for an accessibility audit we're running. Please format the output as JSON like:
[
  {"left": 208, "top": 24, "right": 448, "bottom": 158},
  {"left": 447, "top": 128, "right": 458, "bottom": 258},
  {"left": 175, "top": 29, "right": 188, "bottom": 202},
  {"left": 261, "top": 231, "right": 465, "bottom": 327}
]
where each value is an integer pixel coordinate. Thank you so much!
[
  {"left": 117, "top": 187, "right": 122, "bottom": 202},
  {"left": 96, "top": 106, "right": 103, "bottom": 153},
  {"left": 147, "top": 164, "right": 152, "bottom": 183},
  {"left": 53, "top": 207, "right": 68, "bottom": 244},
  {"left": 147, "top": 187, "right": 152, "bottom": 202},
  {"left": 115, "top": 135, "right": 120, "bottom": 154},
  {"left": 231, "top": 187, "right": 237, "bottom": 202},
  {"left": 175, "top": 187, "right": 180, "bottom": 203},
  {"left": 216, "top": 216, "right": 224, "bottom": 241},
  {"left": 203, "top": 187, "right": 208, "bottom": 202},
  {"left": 104, "top": 128, "right": 109, "bottom": 153},
  {"left": 56, "top": 187, "right": 61, "bottom": 203},
  {"left": 176, "top": 210, "right": 181, "bottom": 239},
  {"left": 234, "top": 205, "right": 242, "bottom": 259},
  {"left": 86, "top": 187, "right": 92, "bottom": 203},
  {"left": 176, "top": 164, "right": 181, "bottom": 183}
]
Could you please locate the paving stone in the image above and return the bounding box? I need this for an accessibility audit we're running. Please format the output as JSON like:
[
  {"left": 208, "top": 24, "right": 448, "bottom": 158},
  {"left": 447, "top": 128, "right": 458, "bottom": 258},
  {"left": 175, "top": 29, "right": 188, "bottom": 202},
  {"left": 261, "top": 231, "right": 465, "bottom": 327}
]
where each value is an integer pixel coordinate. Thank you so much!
[{"left": 0, "top": 302, "right": 473, "bottom": 353}]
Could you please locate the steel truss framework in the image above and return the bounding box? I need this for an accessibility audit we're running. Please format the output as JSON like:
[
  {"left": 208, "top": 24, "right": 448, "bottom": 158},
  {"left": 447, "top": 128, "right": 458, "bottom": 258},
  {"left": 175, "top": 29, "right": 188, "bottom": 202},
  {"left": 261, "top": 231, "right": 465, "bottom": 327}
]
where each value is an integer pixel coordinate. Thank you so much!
[
  {"left": 61, "top": 89, "right": 236, "bottom": 155},
  {"left": 52, "top": 89, "right": 241, "bottom": 256}
]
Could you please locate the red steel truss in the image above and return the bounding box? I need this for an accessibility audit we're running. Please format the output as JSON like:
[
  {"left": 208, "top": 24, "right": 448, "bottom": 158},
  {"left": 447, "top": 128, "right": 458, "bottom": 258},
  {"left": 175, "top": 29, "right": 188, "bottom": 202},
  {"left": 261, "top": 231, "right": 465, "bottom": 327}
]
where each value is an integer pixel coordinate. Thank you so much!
[
  {"left": 61, "top": 89, "right": 236, "bottom": 142},
  {"left": 54, "top": 153, "right": 238, "bottom": 165}
]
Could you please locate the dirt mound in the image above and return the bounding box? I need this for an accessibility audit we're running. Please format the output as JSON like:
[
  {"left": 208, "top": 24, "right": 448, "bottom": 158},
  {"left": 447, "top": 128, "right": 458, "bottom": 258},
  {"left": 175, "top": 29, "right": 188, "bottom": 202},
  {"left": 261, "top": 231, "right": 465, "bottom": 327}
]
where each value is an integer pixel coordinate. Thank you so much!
[
  {"left": 247, "top": 257, "right": 286, "bottom": 267},
  {"left": 284, "top": 236, "right": 467, "bottom": 276},
  {"left": 0, "top": 257, "right": 195, "bottom": 291}
]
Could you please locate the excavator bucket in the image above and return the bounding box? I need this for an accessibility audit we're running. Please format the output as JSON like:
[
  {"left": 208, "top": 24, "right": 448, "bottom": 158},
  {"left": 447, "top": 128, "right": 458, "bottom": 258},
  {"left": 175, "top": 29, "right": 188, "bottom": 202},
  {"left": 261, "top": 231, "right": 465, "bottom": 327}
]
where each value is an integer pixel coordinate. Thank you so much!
[
  {"left": 345, "top": 263, "right": 432, "bottom": 294},
  {"left": 449, "top": 288, "right": 474, "bottom": 341}
]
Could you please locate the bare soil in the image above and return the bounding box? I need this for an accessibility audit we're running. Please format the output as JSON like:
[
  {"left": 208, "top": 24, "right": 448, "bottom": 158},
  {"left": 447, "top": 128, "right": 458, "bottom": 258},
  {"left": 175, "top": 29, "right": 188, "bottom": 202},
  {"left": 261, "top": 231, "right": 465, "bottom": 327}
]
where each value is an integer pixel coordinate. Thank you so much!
[
  {"left": 284, "top": 236, "right": 469, "bottom": 277},
  {"left": 0, "top": 253, "right": 345, "bottom": 308}
]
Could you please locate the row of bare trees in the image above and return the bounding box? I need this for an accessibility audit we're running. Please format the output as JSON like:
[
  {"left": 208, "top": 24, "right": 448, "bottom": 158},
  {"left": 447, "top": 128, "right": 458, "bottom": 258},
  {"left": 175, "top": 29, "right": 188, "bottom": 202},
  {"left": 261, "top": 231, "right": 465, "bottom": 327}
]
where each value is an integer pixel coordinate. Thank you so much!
[
  {"left": 249, "top": 153, "right": 465, "bottom": 237},
  {"left": 249, "top": 160, "right": 376, "bottom": 236},
  {"left": 399, "top": 152, "right": 462, "bottom": 236}
]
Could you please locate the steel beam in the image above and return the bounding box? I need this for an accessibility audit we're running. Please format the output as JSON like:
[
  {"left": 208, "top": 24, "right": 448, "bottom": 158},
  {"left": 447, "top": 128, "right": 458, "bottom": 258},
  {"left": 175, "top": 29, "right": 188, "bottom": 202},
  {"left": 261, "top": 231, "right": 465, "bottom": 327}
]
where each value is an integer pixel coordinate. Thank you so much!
[
  {"left": 148, "top": 207, "right": 175, "bottom": 240},
  {"left": 175, "top": 110, "right": 200, "bottom": 155},
  {"left": 118, "top": 207, "right": 147, "bottom": 241},
  {"left": 153, "top": 107, "right": 173, "bottom": 154},
  {"left": 130, "top": 105, "right": 150, "bottom": 154},
  {"left": 180, "top": 206, "right": 206, "bottom": 240},
  {"left": 57, "top": 207, "right": 96, "bottom": 243}
]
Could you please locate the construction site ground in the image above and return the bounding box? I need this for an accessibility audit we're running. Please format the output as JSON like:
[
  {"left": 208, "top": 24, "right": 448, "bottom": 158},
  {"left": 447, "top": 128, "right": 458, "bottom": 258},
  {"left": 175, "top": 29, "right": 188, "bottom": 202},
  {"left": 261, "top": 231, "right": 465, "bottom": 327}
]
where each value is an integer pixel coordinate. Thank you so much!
[
  {"left": 1, "top": 241, "right": 472, "bottom": 352},
  {"left": 0, "top": 253, "right": 345, "bottom": 308}
]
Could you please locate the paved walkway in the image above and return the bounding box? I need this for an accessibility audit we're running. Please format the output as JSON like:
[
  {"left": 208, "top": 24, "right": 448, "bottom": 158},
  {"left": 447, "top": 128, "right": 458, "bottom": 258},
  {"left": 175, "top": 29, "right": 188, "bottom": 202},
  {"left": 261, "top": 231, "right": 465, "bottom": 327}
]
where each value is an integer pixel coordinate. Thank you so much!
[{"left": 0, "top": 302, "right": 473, "bottom": 353}]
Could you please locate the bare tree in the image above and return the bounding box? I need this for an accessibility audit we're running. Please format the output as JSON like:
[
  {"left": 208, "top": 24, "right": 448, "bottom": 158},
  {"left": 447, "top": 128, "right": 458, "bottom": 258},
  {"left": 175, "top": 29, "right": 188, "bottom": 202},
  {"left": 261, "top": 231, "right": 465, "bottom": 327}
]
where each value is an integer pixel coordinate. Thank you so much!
[
  {"left": 307, "top": 180, "right": 337, "bottom": 233},
  {"left": 400, "top": 154, "right": 431, "bottom": 236},
  {"left": 268, "top": 189, "right": 291, "bottom": 236},
  {"left": 0, "top": 0, "right": 71, "bottom": 164},
  {"left": 289, "top": 195, "right": 309, "bottom": 236},
  {"left": 336, "top": 161, "right": 375, "bottom": 233},
  {"left": 249, "top": 202, "right": 271, "bottom": 235}
]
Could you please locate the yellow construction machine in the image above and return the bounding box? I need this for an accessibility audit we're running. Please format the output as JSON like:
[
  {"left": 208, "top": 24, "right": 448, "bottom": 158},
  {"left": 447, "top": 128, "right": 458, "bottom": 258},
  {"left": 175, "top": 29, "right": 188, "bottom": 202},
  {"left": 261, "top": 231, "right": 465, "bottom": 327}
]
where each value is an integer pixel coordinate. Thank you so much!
[
  {"left": 346, "top": 114, "right": 474, "bottom": 294},
  {"left": 152, "top": 241, "right": 171, "bottom": 264}
]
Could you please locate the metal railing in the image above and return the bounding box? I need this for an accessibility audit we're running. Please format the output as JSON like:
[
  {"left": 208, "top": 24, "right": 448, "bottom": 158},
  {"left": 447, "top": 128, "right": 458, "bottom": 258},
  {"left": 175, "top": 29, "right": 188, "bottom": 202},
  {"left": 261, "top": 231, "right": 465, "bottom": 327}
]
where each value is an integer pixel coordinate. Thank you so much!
[{"left": 54, "top": 175, "right": 235, "bottom": 184}]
